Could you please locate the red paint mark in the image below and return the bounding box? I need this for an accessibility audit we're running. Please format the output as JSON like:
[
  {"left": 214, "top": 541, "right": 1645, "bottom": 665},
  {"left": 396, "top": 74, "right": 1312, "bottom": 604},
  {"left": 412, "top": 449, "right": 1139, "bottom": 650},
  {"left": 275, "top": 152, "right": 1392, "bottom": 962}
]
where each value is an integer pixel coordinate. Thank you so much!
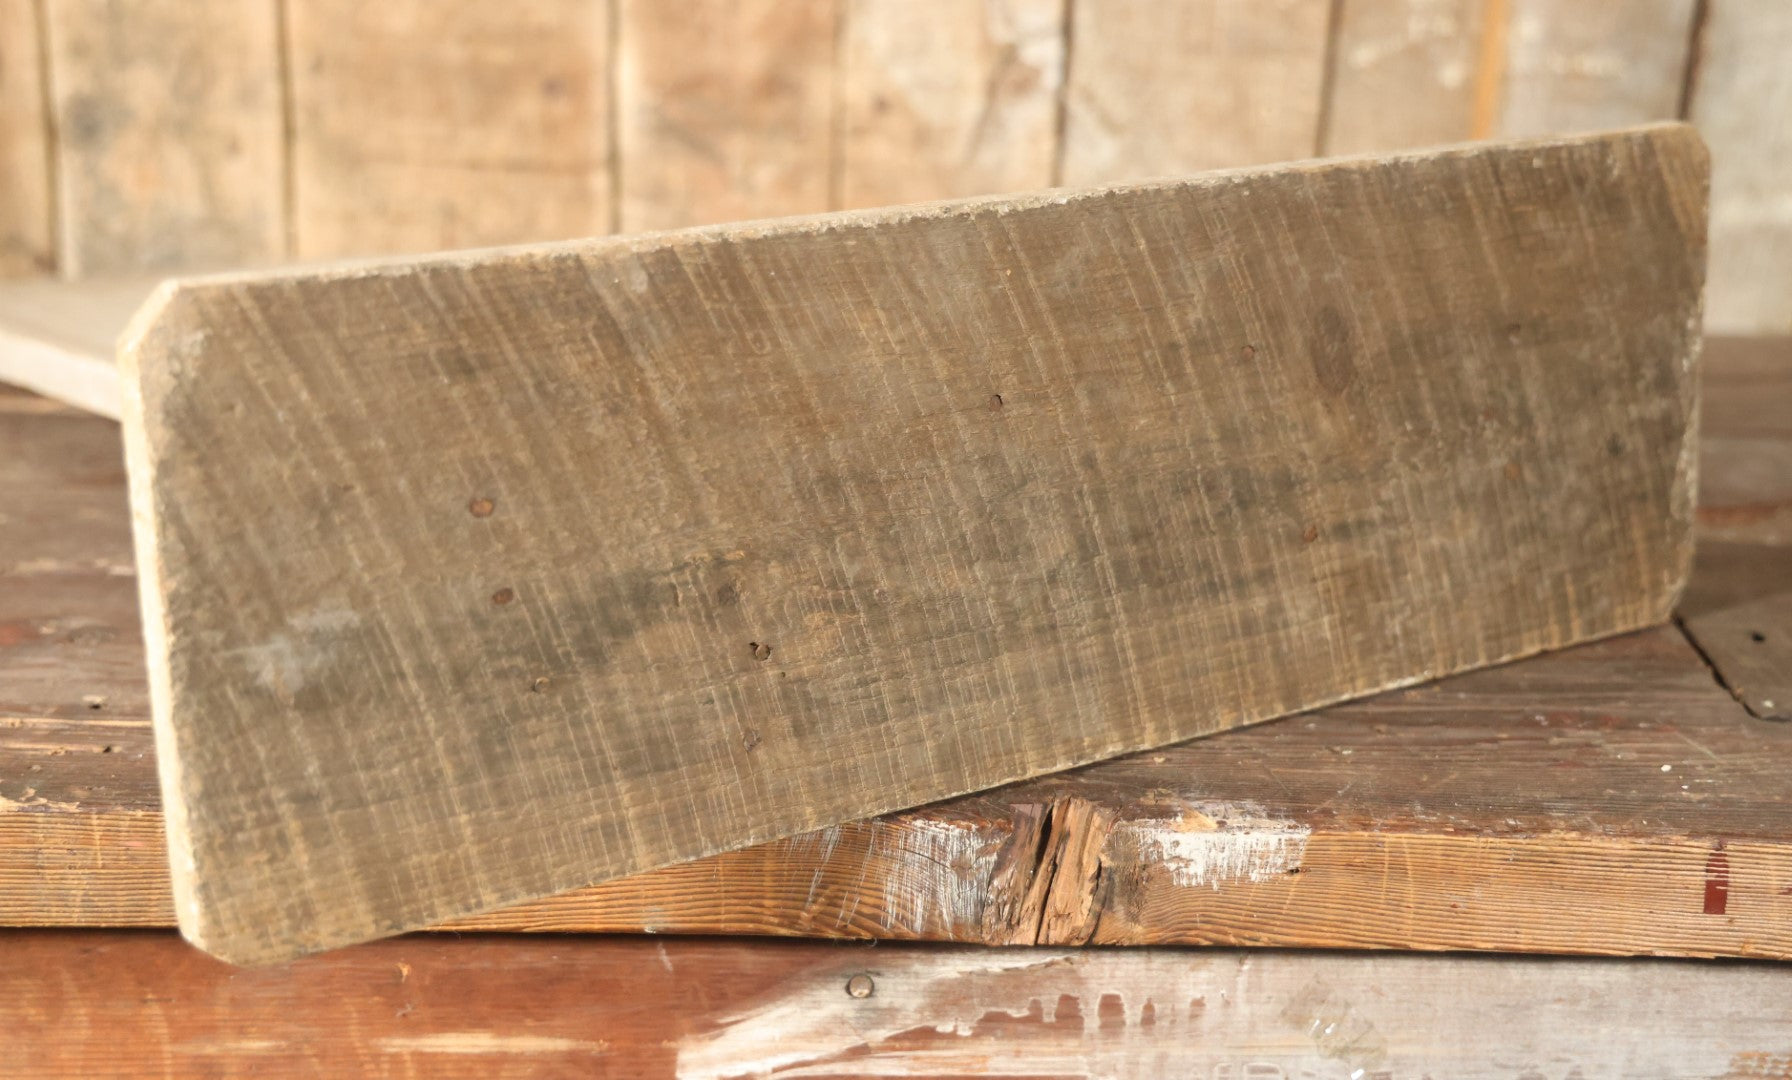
[{"left": 1704, "top": 842, "right": 1730, "bottom": 916}]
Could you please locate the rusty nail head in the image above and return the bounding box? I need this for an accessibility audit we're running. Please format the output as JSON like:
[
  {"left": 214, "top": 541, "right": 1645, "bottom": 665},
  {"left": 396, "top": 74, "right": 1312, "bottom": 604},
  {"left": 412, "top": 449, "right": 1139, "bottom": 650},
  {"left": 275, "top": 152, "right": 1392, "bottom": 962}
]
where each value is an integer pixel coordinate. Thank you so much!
[{"left": 845, "top": 973, "right": 875, "bottom": 999}]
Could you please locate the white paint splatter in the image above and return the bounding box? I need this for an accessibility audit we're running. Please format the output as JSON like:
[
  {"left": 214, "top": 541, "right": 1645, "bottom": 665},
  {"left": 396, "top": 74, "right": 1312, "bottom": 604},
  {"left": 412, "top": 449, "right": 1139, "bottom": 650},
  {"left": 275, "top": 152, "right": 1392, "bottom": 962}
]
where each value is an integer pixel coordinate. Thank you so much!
[
  {"left": 231, "top": 603, "right": 362, "bottom": 699},
  {"left": 872, "top": 817, "right": 1003, "bottom": 936},
  {"left": 1108, "top": 801, "right": 1308, "bottom": 889}
]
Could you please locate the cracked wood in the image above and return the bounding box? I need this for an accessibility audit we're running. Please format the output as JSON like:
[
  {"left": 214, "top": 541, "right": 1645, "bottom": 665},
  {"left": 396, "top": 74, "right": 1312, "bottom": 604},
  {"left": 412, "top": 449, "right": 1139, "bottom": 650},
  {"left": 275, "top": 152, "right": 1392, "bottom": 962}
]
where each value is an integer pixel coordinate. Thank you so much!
[{"left": 117, "top": 126, "right": 1707, "bottom": 964}]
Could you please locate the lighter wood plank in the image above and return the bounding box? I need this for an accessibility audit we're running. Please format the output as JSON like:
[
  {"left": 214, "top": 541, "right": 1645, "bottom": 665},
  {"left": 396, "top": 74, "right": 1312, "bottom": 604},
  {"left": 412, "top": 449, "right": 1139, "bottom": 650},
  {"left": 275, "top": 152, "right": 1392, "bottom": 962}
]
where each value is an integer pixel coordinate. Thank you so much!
[
  {"left": 616, "top": 0, "right": 837, "bottom": 230},
  {"left": 1323, "top": 0, "right": 1484, "bottom": 155},
  {"left": 1496, "top": 0, "right": 1697, "bottom": 136},
  {"left": 0, "top": 0, "right": 52, "bottom": 276},
  {"left": 0, "top": 277, "right": 156, "bottom": 419},
  {"left": 286, "top": 0, "right": 613, "bottom": 259},
  {"left": 1060, "top": 0, "right": 1331, "bottom": 184},
  {"left": 11, "top": 932, "right": 1792, "bottom": 1077},
  {"left": 42, "top": 0, "right": 284, "bottom": 276},
  {"left": 1324, "top": 0, "right": 1698, "bottom": 153},
  {"left": 1689, "top": 0, "right": 1792, "bottom": 335},
  {"left": 118, "top": 127, "right": 1706, "bottom": 964},
  {"left": 1684, "top": 592, "right": 1792, "bottom": 722},
  {"left": 838, "top": 0, "right": 1064, "bottom": 209}
]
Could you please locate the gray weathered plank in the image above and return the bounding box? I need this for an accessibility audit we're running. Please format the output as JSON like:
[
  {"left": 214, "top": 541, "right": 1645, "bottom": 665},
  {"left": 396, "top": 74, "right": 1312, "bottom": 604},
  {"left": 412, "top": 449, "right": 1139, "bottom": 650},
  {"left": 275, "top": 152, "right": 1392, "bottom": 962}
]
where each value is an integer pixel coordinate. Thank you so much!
[{"left": 120, "top": 125, "right": 1707, "bottom": 964}]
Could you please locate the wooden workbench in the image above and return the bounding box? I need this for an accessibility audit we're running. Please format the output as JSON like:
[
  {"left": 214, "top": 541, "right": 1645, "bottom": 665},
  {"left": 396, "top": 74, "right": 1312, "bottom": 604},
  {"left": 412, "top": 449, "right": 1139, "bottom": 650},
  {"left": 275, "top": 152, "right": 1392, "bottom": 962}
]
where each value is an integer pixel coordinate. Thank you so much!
[{"left": 3, "top": 338, "right": 1788, "bottom": 961}]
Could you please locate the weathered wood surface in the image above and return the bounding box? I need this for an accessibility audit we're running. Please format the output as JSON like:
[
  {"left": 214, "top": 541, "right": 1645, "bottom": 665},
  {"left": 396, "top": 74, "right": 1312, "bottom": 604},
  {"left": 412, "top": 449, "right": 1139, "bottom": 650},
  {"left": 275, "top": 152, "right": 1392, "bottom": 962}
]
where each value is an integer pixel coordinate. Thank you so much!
[
  {"left": 0, "top": 0, "right": 52, "bottom": 277},
  {"left": 41, "top": 0, "right": 285, "bottom": 276},
  {"left": 3, "top": 339, "right": 1791, "bottom": 960},
  {"left": 8, "top": 930, "right": 1792, "bottom": 1078},
  {"left": 838, "top": 0, "right": 1064, "bottom": 208},
  {"left": 616, "top": 0, "right": 837, "bottom": 231},
  {"left": 116, "top": 127, "right": 1707, "bottom": 963},
  {"left": 1059, "top": 0, "right": 1331, "bottom": 184},
  {"left": 286, "top": 0, "right": 614, "bottom": 259},
  {"left": 0, "top": 277, "right": 151, "bottom": 419}
]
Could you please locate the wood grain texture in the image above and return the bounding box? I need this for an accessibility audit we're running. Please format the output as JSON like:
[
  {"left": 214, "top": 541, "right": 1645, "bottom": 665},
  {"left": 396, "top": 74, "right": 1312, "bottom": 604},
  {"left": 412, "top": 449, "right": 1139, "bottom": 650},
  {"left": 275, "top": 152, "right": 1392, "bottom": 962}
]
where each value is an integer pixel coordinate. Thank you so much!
[
  {"left": 616, "top": 0, "right": 837, "bottom": 230},
  {"left": 1495, "top": 0, "right": 1698, "bottom": 136},
  {"left": 838, "top": 0, "right": 1064, "bottom": 209},
  {"left": 116, "top": 127, "right": 1707, "bottom": 964},
  {"left": 286, "top": 0, "right": 613, "bottom": 260},
  {"left": 9, "top": 345, "right": 1792, "bottom": 961},
  {"left": 1060, "top": 0, "right": 1331, "bottom": 185},
  {"left": 1688, "top": 0, "right": 1792, "bottom": 336},
  {"left": 1323, "top": 0, "right": 1483, "bottom": 156},
  {"left": 0, "top": 0, "right": 53, "bottom": 276},
  {"left": 9, "top": 931, "right": 1792, "bottom": 1079},
  {"left": 41, "top": 0, "right": 284, "bottom": 276},
  {"left": 0, "top": 276, "right": 153, "bottom": 418}
]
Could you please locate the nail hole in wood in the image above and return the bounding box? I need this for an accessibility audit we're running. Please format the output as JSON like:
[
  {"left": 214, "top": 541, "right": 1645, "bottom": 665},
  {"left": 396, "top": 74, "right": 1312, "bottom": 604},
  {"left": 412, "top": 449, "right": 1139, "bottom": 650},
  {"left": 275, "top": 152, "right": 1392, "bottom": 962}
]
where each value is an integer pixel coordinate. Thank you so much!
[
  {"left": 492, "top": 587, "right": 515, "bottom": 606},
  {"left": 1752, "top": 631, "right": 1767, "bottom": 643},
  {"left": 988, "top": 393, "right": 1004, "bottom": 411},
  {"left": 468, "top": 497, "right": 495, "bottom": 518},
  {"left": 749, "top": 641, "right": 773, "bottom": 662}
]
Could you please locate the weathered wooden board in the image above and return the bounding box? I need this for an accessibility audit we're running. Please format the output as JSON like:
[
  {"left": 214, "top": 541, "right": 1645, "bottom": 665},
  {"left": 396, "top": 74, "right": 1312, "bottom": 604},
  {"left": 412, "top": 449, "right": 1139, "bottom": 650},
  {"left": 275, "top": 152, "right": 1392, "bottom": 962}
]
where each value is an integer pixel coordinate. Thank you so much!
[
  {"left": 0, "top": 0, "right": 52, "bottom": 277},
  {"left": 1688, "top": 0, "right": 1792, "bottom": 336},
  {"left": 41, "top": 0, "right": 284, "bottom": 276},
  {"left": 6, "top": 340, "right": 1792, "bottom": 960},
  {"left": 1060, "top": 0, "right": 1331, "bottom": 184},
  {"left": 616, "top": 0, "right": 837, "bottom": 230},
  {"left": 0, "top": 277, "right": 154, "bottom": 419},
  {"left": 9, "top": 931, "right": 1792, "bottom": 1078},
  {"left": 838, "top": 0, "right": 1064, "bottom": 208},
  {"left": 119, "top": 126, "right": 1706, "bottom": 964},
  {"left": 286, "top": 0, "right": 614, "bottom": 259}
]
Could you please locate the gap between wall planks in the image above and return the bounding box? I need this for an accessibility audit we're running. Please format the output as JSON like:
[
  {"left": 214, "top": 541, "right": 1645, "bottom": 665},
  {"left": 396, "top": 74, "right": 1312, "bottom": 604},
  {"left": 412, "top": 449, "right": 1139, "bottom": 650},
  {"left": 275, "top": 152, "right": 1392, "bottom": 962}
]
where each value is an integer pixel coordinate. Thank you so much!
[
  {"left": 10, "top": 932, "right": 1792, "bottom": 1078},
  {"left": 117, "top": 127, "right": 1705, "bottom": 964},
  {"left": 5, "top": 338, "right": 1790, "bottom": 959}
]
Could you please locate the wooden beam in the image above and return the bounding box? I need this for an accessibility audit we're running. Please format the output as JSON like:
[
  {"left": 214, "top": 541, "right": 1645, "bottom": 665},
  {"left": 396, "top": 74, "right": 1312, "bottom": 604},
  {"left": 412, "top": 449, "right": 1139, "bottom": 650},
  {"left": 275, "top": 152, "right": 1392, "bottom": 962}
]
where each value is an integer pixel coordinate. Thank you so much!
[
  {"left": 9, "top": 931, "right": 1792, "bottom": 1076},
  {"left": 118, "top": 126, "right": 1704, "bottom": 964},
  {"left": 6, "top": 339, "right": 1792, "bottom": 961}
]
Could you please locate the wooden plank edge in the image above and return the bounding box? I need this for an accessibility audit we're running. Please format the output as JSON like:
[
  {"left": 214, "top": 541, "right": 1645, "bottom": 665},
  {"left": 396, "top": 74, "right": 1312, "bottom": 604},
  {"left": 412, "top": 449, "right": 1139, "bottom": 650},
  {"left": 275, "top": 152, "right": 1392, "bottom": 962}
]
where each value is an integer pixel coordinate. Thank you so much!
[{"left": 5, "top": 802, "right": 1785, "bottom": 960}]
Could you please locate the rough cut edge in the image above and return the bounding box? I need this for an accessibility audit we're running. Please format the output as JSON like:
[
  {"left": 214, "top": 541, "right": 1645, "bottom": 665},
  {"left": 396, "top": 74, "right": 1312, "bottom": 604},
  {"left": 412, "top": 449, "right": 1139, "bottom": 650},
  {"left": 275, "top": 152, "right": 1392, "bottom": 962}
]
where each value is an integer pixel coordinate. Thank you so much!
[
  {"left": 116, "top": 278, "right": 211, "bottom": 954},
  {"left": 120, "top": 124, "right": 1709, "bottom": 965}
]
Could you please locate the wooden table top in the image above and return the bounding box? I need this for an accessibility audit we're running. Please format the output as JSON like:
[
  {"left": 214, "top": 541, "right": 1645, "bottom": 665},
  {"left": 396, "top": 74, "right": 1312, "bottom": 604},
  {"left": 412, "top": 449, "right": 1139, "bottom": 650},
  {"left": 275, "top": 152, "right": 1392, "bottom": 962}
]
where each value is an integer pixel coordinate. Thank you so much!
[{"left": 2, "top": 338, "right": 1788, "bottom": 960}]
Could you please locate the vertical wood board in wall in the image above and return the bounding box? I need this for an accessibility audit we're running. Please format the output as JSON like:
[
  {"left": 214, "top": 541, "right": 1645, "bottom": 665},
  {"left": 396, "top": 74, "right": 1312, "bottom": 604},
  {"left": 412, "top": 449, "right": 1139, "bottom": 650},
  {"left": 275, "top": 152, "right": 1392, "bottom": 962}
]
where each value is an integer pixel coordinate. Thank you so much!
[
  {"left": 287, "top": 0, "right": 614, "bottom": 260},
  {"left": 617, "top": 0, "right": 837, "bottom": 231},
  {"left": 1322, "top": 0, "right": 1483, "bottom": 155},
  {"left": 121, "top": 126, "right": 1706, "bottom": 964},
  {"left": 1495, "top": 0, "right": 1697, "bottom": 136},
  {"left": 1689, "top": 0, "right": 1792, "bottom": 335},
  {"left": 1059, "top": 0, "right": 1331, "bottom": 185},
  {"left": 838, "top": 0, "right": 1064, "bottom": 209},
  {"left": 42, "top": 0, "right": 284, "bottom": 276},
  {"left": 0, "top": 0, "right": 52, "bottom": 276}
]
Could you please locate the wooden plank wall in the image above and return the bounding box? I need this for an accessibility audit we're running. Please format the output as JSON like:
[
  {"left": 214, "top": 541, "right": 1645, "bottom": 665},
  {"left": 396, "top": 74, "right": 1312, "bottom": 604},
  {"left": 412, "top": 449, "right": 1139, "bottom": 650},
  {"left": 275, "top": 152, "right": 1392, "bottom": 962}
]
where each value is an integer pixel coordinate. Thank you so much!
[{"left": 0, "top": 0, "right": 1786, "bottom": 331}]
